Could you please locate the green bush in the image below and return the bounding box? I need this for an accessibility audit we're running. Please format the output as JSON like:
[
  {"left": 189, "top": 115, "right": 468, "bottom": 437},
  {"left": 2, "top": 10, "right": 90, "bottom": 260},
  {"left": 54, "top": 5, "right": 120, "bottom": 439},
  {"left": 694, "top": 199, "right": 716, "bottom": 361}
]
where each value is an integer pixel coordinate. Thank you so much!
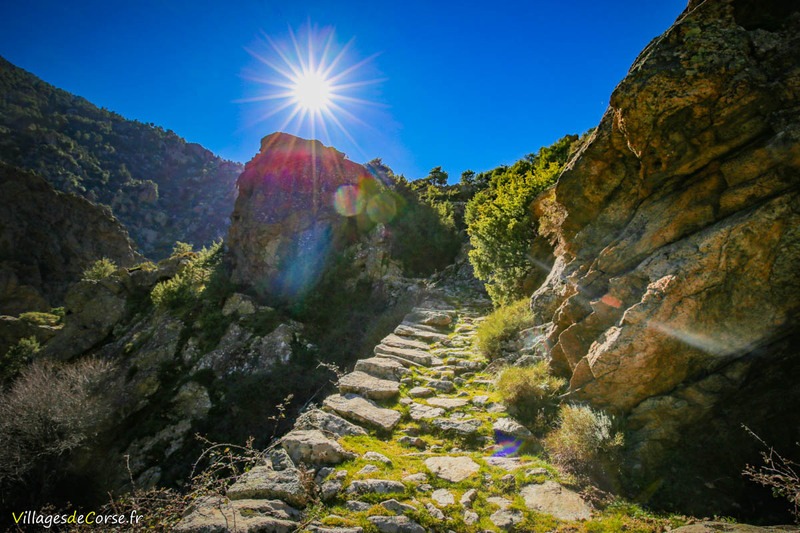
[
  {"left": 496, "top": 360, "right": 566, "bottom": 430},
  {"left": 151, "top": 242, "right": 223, "bottom": 313},
  {"left": 544, "top": 404, "right": 624, "bottom": 479},
  {"left": 18, "top": 311, "right": 61, "bottom": 327},
  {"left": 465, "top": 135, "right": 578, "bottom": 305},
  {"left": 82, "top": 257, "right": 117, "bottom": 280},
  {"left": 1, "top": 336, "right": 40, "bottom": 386},
  {"left": 475, "top": 298, "right": 535, "bottom": 359}
]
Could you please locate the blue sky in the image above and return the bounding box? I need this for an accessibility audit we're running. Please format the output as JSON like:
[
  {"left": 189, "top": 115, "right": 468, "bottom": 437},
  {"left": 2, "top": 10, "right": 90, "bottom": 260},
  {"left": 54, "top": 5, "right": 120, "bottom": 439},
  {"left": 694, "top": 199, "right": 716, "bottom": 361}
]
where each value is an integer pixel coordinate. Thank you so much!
[{"left": 0, "top": 1, "right": 685, "bottom": 181}]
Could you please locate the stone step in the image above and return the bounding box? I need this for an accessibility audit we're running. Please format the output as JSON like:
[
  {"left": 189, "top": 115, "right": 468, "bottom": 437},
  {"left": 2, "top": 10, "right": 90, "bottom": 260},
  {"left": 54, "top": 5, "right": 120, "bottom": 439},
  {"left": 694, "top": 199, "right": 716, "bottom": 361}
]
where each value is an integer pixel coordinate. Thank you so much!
[
  {"left": 374, "top": 353, "right": 426, "bottom": 369},
  {"left": 404, "top": 308, "right": 456, "bottom": 329},
  {"left": 393, "top": 324, "right": 449, "bottom": 343},
  {"left": 380, "top": 333, "right": 430, "bottom": 351},
  {"left": 374, "top": 344, "right": 432, "bottom": 366},
  {"left": 338, "top": 371, "right": 400, "bottom": 400},
  {"left": 354, "top": 357, "right": 409, "bottom": 381},
  {"left": 323, "top": 393, "right": 401, "bottom": 431}
]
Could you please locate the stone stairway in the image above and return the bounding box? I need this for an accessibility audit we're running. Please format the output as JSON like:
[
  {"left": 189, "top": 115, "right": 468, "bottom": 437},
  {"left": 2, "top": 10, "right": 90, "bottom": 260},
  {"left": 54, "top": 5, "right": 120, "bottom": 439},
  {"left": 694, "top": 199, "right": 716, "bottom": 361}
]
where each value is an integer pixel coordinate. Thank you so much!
[{"left": 176, "top": 292, "right": 594, "bottom": 532}]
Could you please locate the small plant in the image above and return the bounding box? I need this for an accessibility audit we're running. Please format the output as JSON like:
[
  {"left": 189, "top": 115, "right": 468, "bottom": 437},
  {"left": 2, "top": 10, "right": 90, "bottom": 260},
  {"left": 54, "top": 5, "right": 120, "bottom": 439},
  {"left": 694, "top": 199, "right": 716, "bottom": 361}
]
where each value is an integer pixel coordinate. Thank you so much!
[
  {"left": 82, "top": 257, "right": 117, "bottom": 280},
  {"left": 171, "top": 241, "right": 194, "bottom": 257},
  {"left": 475, "top": 298, "right": 535, "bottom": 360},
  {"left": 742, "top": 425, "right": 800, "bottom": 522},
  {"left": 544, "top": 404, "right": 624, "bottom": 480},
  {"left": 18, "top": 311, "right": 62, "bottom": 327},
  {"left": 496, "top": 360, "right": 565, "bottom": 430},
  {"left": 0, "top": 336, "right": 41, "bottom": 385}
]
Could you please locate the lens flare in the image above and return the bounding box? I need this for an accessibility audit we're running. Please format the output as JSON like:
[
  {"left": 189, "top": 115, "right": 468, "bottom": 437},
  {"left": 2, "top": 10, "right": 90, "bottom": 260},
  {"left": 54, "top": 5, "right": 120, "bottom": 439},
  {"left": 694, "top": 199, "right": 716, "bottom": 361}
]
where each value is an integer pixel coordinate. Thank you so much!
[
  {"left": 241, "top": 24, "right": 384, "bottom": 154},
  {"left": 333, "top": 184, "right": 365, "bottom": 216}
]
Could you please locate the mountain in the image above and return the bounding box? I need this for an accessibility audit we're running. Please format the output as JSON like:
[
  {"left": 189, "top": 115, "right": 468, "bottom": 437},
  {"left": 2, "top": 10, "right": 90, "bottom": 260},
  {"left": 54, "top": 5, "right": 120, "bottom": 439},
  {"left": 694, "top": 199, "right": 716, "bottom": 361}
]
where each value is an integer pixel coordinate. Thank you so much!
[
  {"left": 0, "top": 56, "right": 243, "bottom": 259},
  {"left": 0, "top": 162, "right": 139, "bottom": 315}
]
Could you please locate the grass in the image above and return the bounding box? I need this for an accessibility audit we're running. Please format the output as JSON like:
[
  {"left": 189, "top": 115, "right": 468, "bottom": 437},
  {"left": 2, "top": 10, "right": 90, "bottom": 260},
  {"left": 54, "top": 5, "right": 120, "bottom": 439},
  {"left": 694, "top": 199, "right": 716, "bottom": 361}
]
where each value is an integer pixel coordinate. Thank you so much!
[{"left": 475, "top": 298, "right": 535, "bottom": 360}]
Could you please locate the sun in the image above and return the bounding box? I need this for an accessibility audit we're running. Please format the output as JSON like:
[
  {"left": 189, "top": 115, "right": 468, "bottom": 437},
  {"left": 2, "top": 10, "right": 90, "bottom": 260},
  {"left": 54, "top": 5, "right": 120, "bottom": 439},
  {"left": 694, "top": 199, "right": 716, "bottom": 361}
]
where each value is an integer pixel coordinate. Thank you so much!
[
  {"left": 291, "top": 69, "right": 332, "bottom": 112},
  {"left": 240, "top": 24, "right": 383, "bottom": 151}
]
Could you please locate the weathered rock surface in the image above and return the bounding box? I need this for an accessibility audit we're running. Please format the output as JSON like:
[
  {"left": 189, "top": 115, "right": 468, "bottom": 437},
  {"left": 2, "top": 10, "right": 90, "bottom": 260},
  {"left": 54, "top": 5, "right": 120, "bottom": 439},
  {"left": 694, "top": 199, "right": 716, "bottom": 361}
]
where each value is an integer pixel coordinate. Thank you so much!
[
  {"left": 367, "top": 516, "right": 425, "bottom": 533},
  {"left": 280, "top": 429, "right": 355, "bottom": 465},
  {"left": 520, "top": 481, "right": 592, "bottom": 521},
  {"left": 338, "top": 371, "right": 400, "bottom": 400},
  {"left": 175, "top": 497, "right": 299, "bottom": 533},
  {"left": 345, "top": 479, "right": 405, "bottom": 495},
  {"left": 0, "top": 163, "right": 138, "bottom": 315},
  {"left": 227, "top": 466, "right": 308, "bottom": 508},
  {"left": 227, "top": 133, "right": 395, "bottom": 303},
  {"left": 529, "top": 0, "right": 800, "bottom": 514},
  {"left": 354, "top": 357, "right": 408, "bottom": 381},
  {"left": 323, "top": 394, "right": 401, "bottom": 431},
  {"left": 294, "top": 409, "right": 367, "bottom": 437},
  {"left": 424, "top": 456, "right": 480, "bottom": 483}
]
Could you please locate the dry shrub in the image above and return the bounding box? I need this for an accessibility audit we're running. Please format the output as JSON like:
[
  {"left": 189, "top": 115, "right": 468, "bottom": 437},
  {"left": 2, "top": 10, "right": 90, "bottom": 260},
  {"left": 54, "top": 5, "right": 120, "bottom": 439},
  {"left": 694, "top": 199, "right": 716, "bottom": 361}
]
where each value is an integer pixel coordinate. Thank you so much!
[
  {"left": 496, "top": 360, "right": 565, "bottom": 430},
  {"left": 476, "top": 298, "right": 535, "bottom": 360},
  {"left": 0, "top": 357, "right": 115, "bottom": 493},
  {"left": 544, "top": 404, "right": 624, "bottom": 480}
]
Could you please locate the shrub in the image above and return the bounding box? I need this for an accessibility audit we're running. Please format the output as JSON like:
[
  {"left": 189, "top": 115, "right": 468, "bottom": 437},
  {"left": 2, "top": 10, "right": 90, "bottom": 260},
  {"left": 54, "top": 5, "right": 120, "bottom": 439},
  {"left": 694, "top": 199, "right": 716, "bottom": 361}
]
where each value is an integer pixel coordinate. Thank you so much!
[
  {"left": 171, "top": 241, "right": 194, "bottom": 257},
  {"left": 0, "top": 358, "right": 114, "bottom": 494},
  {"left": 0, "top": 336, "right": 40, "bottom": 385},
  {"left": 544, "top": 404, "right": 624, "bottom": 479},
  {"left": 18, "top": 311, "right": 62, "bottom": 327},
  {"left": 496, "top": 360, "right": 566, "bottom": 430},
  {"left": 151, "top": 242, "right": 223, "bottom": 313},
  {"left": 82, "top": 257, "right": 117, "bottom": 280},
  {"left": 465, "top": 135, "right": 578, "bottom": 305},
  {"left": 475, "top": 298, "right": 535, "bottom": 359}
]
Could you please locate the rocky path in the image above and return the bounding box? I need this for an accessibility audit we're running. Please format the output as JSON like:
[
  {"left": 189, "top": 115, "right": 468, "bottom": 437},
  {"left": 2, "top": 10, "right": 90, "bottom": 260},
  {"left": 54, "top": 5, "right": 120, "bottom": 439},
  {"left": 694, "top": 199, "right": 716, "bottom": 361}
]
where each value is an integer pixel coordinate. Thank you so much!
[{"left": 175, "top": 287, "right": 602, "bottom": 532}]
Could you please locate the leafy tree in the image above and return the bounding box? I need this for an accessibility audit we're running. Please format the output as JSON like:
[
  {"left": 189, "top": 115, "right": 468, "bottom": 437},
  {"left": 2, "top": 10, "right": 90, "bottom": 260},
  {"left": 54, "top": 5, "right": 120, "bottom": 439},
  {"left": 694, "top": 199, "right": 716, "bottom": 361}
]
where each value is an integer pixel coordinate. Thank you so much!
[{"left": 465, "top": 135, "right": 578, "bottom": 305}]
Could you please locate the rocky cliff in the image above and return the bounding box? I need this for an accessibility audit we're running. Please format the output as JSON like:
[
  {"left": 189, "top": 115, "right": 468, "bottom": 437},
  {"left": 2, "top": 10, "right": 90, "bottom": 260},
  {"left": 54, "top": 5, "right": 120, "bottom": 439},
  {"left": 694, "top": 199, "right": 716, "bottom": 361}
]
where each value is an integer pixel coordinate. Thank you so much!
[
  {"left": 228, "top": 132, "right": 402, "bottom": 303},
  {"left": 530, "top": 0, "right": 800, "bottom": 514},
  {"left": 0, "top": 163, "right": 138, "bottom": 315},
  {"left": 0, "top": 56, "right": 243, "bottom": 258}
]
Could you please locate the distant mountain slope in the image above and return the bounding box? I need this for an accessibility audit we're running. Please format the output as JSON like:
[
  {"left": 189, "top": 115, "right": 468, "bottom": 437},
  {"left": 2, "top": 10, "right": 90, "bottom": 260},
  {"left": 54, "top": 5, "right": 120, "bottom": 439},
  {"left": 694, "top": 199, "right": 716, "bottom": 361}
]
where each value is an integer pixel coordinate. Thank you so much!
[
  {"left": 0, "top": 162, "right": 139, "bottom": 314},
  {"left": 0, "top": 56, "right": 243, "bottom": 258}
]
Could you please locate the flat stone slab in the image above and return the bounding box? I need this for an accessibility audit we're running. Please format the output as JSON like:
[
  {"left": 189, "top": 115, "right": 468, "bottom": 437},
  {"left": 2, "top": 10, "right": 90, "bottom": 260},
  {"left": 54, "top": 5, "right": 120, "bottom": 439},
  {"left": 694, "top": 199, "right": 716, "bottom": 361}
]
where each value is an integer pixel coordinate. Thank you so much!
[
  {"left": 346, "top": 479, "right": 405, "bottom": 495},
  {"left": 521, "top": 481, "right": 592, "bottom": 521},
  {"left": 431, "top": 488, "right": 455, "bottom": 506},
  {"left": 408, "top": 386, "right": 434, "bottom": 398},
  {"left": 339, "top": 371, "right": 400, "bottom": 400},
  {"left": 424, "top": 456, "right": 480, "bottom": 482},
  {"left": 426, "top": 379, "right": 455, "bottom": 392},
  {"left": 380, "top": 333, "right": 430, "bottom": 351},
  {"left": 431, "top": 417, "right": 483, "bottom": 437},
  {"left": 493, "top": 418, "right": 533, "bottom": 439},
  {"left": 368, "top": 515, "right": 426, "bottom": 533},
  {"left": 324, "top": 394, "right": 401, "bottom": 431},
  {"left": 175, "top": 497, "right": 299, "bottom": 532},
  {"left": 374, "top": 344, "right": 432, "bottom": 366},
  {"left": 280, "top": 429, "right": 355, "bottom": 465},
  {"left": 426, "top": 397, "right": 468, "bottom": 409},
  {"left": 394, "top": 324, "right": 449, "bottom": 343},
  {"left": 490, "top": 509, "right": 523, "bottom": 530},
  {"left": 405, "top": 309, "right": 454, "bottom": 328},
  {"left": 227, "top": 466, "right": 308, "bottom": 507},
  {"left": 409, "top": 402, "right": 445, "bottom": 421},
  {"left": 485, "top": 457, "right": 532, "bottom": 471},
  {"left": 354, "top": 357, "right": 408, "bottom": 381},
  {"left": 294, "top": 408, "right": 367, "bottom": 437}
]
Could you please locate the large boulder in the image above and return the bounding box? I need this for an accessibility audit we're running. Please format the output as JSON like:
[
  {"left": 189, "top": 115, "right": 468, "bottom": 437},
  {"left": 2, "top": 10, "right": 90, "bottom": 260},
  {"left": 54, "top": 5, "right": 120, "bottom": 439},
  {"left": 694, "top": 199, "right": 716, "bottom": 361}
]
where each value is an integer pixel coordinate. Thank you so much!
[
  {"left": 227, "top": 133, "right": 395, "bottom": 303},
  {"left": 530, "top": 0, "right": 800, "bottom": 516}
]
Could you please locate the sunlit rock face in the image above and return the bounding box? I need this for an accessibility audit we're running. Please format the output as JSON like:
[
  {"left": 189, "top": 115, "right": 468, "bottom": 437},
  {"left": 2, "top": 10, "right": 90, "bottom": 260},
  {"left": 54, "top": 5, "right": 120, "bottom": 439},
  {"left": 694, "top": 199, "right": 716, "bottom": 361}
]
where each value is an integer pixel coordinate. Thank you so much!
[
  {"left": 531, "top": 0, "right": 800, "bottom": 515},
  {"left": 227, "top": 133, "right": 386, "bottom": 302}
]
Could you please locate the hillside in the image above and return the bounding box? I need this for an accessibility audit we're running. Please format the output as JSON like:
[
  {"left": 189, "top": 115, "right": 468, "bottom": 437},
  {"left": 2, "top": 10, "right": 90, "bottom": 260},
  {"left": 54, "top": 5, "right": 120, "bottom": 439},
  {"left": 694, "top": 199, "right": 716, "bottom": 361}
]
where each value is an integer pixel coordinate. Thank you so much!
[{"left": 0, "top": 56, "right": 243, "bottom": 258}]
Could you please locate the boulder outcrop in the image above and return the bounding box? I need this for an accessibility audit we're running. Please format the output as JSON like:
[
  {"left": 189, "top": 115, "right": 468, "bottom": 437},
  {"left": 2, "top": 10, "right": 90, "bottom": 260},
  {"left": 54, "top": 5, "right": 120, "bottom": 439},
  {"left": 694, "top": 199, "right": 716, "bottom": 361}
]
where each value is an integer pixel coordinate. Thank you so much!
[
  {"left": 530, "top": 0, "right": 800, "bottom": 514},
  {"left": 227, "top": 133, "right": 398, "bottom": 303}
]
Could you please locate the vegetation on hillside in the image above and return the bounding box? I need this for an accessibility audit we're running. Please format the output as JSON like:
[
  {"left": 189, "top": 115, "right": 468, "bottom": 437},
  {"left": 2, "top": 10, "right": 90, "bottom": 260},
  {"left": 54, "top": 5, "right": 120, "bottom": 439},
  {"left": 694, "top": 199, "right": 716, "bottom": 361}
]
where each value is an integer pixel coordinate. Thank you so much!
[
  {"left": 465, "top": 135, "right": 580, "bottom": 305},
  {"left": 0, "top": 56, "right": 242, "bottom": 258}
]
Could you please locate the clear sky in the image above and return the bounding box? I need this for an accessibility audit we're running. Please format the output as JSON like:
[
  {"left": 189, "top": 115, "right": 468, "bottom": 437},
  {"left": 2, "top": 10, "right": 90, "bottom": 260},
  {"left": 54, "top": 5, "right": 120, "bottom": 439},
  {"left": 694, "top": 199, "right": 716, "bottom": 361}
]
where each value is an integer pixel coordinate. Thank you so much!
[{"left": 0, "top": 0, "right": 685, "bottom": 181}]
